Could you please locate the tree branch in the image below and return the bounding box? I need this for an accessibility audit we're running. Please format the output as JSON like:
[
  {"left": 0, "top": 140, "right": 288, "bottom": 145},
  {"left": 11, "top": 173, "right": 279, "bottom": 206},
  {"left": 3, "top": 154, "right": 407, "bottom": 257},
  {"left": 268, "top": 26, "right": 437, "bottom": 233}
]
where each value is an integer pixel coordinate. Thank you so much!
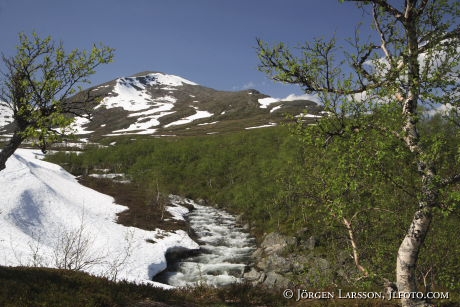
[
  {"left": 345, "top": 0, "right": 404, "bottom": 21},
  {"left": 441, "top": 174, "right": 460, "bottom": 188},
  {"left": 373, "top": 3, "right": 394, "bottom": 60},
  {"left": 418, "top": 27, "right": 460, "bottom": 54},
  {"left": 415, "top": 0, "right": 430, "bottom": 17}
]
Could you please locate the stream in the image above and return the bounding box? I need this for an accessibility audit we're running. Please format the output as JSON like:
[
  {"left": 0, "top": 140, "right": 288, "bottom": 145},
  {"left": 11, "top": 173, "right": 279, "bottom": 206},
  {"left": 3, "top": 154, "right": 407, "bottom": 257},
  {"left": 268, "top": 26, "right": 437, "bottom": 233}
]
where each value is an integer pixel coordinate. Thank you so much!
[{"left": 154, "top": 201, "right": 256, "bottom": 287}]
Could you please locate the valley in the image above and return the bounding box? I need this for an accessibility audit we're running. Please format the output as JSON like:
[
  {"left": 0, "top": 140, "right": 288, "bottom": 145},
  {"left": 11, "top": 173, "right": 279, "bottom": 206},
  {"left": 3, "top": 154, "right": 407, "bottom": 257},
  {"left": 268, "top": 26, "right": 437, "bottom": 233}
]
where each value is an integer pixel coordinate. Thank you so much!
[{"left": 0, "top": 71, "right": 459, "bottom": 306}]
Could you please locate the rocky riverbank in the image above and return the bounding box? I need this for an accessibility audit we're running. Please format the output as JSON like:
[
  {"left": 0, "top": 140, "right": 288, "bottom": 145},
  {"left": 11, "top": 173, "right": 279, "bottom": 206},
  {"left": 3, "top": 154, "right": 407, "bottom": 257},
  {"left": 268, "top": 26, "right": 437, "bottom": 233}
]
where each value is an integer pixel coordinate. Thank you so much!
[{"left": 245, "top": 230, "right": 358, "bottom": 289}]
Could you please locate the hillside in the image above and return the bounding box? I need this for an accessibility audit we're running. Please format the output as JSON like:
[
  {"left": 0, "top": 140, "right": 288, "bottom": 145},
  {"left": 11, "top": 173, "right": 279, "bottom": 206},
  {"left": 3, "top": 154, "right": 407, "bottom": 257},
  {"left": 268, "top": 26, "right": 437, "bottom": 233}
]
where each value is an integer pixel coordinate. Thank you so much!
[
  {"left": 72, "top": 71, "right": 321, "bottom": 139},
  {"left": 0, "top": 71, "right": 321, "bottom": 141}
]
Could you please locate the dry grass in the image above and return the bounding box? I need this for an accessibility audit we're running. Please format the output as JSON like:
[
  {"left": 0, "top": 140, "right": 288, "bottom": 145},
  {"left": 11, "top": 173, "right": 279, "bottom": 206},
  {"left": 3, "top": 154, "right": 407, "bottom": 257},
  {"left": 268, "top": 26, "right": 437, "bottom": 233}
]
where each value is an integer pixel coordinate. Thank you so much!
[{"left": 78, "top": 176, "right": 190, "bottom": 233}]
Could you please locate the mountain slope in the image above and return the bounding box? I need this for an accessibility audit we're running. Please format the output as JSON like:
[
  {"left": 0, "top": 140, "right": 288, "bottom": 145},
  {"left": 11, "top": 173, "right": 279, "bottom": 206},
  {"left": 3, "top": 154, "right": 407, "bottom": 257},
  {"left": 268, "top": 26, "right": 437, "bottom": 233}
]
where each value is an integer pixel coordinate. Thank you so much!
[{"left": 65, "top": 71, "right": 321, "bottom": 139}]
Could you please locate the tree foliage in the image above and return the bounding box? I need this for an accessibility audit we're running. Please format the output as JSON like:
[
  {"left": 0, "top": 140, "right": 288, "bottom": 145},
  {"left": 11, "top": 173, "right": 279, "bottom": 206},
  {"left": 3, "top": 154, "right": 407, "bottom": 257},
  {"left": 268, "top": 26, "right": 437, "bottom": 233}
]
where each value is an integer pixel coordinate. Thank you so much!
[
  {"left": 257, "top": 1, "right": 459, "bottom": 306},
  {"left": 48, "top": 123, "right": 460, "bottom": 293},
  {"left": 0, "top": 32, "right": 114, "bottom": 170}
]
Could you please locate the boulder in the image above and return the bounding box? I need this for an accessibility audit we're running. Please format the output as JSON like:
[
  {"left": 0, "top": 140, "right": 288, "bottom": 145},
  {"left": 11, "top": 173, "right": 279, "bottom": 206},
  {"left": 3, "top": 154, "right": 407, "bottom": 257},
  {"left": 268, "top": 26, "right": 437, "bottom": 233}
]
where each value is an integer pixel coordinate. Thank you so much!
[
  {"left": 263, "top": 271, "right": 291, "bottom": 289},
  {"left": 256, "top": 253, "right": 292, "bottom": 273},
  {"left": 248, "top": 231, "right": 360, "bottom": 288},
  {"left": 243, "top": 268, "right": 265, "bottom": 285},
  {"left": 260, "top": 232, "right": 296, "bottom": 254}
]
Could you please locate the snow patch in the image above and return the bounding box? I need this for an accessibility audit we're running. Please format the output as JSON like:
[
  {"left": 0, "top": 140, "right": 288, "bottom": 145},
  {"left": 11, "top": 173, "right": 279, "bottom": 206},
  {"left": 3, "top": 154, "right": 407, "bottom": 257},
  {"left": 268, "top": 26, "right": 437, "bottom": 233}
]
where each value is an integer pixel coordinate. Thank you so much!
[
  {"left": 164, "top": 108, "right": 213, "bottom": 128},
  {"left": 270, "top": 105, "right": 283, "bottom": 113},
  {"left": 0, "top": 102, "right": 13, "bottom": 130},
  {"left": 70, "top": 117, "right": 94, "bottom": 135},
  {"left": 296, "top": 113, "right": 322, "bottom": 119},
  {"left": 198, "top": 121, "right": 219, "bottom": 126},
  {"left": 0, "top": 149, "right": 199, "bottom": 286},
  {"left": 258, "top": 97, "right": 279, "bottom": 109},
  {"left": 245, "top": 123, "right": 277, "bottom": 130},
  {"left": 146, "top": 72, "right": 198, "bottom": 87},
  {"left": 97, "top": 72, "right": 196, "bottom": 113}
]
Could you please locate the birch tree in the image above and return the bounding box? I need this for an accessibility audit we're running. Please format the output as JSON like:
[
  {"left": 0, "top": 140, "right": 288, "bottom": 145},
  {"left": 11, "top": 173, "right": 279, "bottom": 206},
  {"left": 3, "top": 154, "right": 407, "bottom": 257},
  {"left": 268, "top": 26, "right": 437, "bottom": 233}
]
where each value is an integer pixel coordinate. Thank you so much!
[
  {"left": 257, "top": 1, "right": 459, "bottom": 306},
  {"left": 0, "top": 32, "right": 114, "bottom": 171}
]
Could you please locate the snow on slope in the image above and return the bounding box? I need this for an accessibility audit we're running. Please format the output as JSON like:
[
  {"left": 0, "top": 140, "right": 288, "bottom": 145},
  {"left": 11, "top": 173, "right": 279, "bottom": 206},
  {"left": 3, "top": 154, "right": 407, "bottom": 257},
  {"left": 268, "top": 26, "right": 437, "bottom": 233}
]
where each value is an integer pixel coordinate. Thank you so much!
[
  {"left": 164, "top": 108, "right": 213, "bottom": 128},
  {"left": 97, "top": 72, "right": 202, "bottom": 135},
  {"left": 97, "top": 72, "right": 197, "bottom": 112},
  {"left": 0, "top": 102, "right": 13, "bottom": 132},
  {"left": 0, "top": 149, "right": 199, "bottom": 287}
]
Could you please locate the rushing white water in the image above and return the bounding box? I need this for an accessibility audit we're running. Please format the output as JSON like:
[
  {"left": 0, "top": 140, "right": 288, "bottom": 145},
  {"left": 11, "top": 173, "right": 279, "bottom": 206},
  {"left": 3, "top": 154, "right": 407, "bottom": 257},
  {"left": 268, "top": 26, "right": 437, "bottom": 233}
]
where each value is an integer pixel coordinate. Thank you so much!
[{"left": 154, "top": 202, "right": 256, "bottom": 287}]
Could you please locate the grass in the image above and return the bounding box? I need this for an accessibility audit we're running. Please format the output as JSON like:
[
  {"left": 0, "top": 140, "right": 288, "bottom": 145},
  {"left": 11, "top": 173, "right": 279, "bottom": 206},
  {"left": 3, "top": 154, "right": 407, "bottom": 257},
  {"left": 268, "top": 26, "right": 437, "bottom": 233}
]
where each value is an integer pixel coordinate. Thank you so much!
[
  {"left": 78, "top": 177, "right": 190, "bottom": 233},
  {"left": 0, "top": 266, "right": 286, "bottom": 307},
  {"left": 5, "top": 265, "right": 456, "bottom": 306},
  {"left": 1, "top": 265, "right": 423, "bottom": 307}
]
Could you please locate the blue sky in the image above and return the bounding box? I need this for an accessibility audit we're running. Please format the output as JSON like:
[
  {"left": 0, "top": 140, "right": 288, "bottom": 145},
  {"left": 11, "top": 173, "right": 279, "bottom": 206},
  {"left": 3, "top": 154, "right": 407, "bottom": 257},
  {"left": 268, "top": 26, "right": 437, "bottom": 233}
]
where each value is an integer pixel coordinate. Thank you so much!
[{"left": 0, "top": 0, "right": 370, "bottom": 98}]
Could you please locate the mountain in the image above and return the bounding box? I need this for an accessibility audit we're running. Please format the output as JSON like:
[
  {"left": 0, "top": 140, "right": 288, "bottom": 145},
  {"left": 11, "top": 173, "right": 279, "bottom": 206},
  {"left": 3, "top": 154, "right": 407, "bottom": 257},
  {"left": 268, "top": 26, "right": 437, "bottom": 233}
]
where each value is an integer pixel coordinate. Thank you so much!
[
  {"left": 0, "top": 71, "right": 321, "bottom": 141},
  {"left": 66, "top": 71, "right": 321, "bottom": 139}
]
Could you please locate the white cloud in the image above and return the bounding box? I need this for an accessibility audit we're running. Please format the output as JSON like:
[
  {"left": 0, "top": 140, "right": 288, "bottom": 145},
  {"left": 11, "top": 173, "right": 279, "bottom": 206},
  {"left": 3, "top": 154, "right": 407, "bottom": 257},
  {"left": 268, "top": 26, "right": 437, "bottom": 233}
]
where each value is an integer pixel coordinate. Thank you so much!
[
  {"left": 233, "top": 81, "right": 257, "bottom": 91},
  {"left": 282, "top": 93, "right": 320, "bottom": 103},
  {"left": 424, "top": 103, "right": 459, "bottom": 117},
  {"left": 257, "top": 93, "right": 320, "bottom": 109},
  {"left": 241, "top": 81, "right": 256, "bottom": 90}
]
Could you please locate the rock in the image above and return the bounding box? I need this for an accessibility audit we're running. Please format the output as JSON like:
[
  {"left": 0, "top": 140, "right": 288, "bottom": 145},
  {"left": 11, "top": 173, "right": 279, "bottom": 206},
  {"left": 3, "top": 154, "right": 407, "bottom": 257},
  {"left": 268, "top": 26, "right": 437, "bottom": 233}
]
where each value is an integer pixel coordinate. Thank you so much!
[
  {"left": 256, "top": 254, "right": 292, "bottom": 273},
  {"left": 295, "top": 227, "right": 318, "bottom": 250},
  {"left": 248, "top": 231, "right": 344, "bottom": 288},
  {"left": 243, "top": 268, "right": 265, "bottom": 285},
  {"left": 305, "top": 235, "right": 317, "bottom": 250},
  {"left": 196, "top": 198, "right": 207, "bottom": 205},
  {"left": 304, "top": 257, "right": 332, "bottom": 287},
  {"left": 296, "top": 227, "right": 310, "bottom": 239},
  {"left": 312, "top": 257, "right": 329, "bottom": 271},
  {"left": 263, "top": 271, "right": 291, "bottom": 289},
  {"left": 252, "top": 247, "right": 263, "bottom": 259},
  {"left": 260, "top": 232, "right": 296, "bottom": 254},
  {"left": 291, "top": 255, "right": 311, "bottom": 273}
]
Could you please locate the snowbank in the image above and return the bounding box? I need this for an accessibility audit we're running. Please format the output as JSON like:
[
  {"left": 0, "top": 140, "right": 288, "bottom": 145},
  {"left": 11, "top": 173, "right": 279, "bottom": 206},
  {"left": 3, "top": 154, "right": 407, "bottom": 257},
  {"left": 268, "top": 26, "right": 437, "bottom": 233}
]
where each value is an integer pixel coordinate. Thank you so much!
[{"left": 0, "top": 149, "right": 199, "bottom": 287}]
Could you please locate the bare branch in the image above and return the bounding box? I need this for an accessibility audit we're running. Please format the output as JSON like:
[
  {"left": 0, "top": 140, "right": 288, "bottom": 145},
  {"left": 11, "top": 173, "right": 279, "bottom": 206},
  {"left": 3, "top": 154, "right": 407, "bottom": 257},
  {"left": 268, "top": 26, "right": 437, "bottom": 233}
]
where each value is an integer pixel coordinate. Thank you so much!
[
  {"left": 416, "top": 0, "right": 430, "bottom": 17},
  {"left": 373, "top": 3, "right": 394, "bottom": 60},
  {"left": 342, "top": 217, "right": 369, "bottom": 277},
  {"left": 352, "top": 43, "right": 381, "bottom": 85},
  {"left": 345, "top": 0, "right": 404, "bottom": 21}
]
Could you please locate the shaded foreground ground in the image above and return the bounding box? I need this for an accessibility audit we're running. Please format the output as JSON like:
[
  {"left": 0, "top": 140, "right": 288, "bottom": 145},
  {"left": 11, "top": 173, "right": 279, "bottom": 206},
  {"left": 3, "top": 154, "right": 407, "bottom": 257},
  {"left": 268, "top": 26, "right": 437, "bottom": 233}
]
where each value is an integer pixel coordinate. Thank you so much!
[{"left": 0, "top": 266, "right": 408, "bottom": 307}]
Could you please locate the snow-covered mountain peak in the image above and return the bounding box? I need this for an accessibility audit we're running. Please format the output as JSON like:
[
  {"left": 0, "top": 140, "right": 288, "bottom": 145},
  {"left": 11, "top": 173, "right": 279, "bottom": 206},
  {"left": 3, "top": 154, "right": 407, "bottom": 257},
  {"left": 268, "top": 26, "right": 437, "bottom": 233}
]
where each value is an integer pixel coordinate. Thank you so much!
[
  {"left": 122, "top": 72, "right": 198, "bottom": 87},
  {"left": 96, "top": 72, "right": 199, "bottom": 113}
]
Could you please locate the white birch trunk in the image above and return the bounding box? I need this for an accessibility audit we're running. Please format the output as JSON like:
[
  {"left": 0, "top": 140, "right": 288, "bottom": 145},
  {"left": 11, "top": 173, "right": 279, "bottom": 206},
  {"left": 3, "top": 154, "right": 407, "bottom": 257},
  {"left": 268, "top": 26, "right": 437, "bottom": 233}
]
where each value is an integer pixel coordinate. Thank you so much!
[{"left": 396, "top": 206, "right": 433, "bottom": 307}]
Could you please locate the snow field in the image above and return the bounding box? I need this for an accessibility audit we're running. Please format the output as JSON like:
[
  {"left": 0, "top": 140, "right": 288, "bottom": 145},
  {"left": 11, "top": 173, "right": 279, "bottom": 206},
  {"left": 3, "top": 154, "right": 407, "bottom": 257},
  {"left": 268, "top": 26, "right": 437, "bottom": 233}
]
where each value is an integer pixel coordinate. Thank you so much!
[{"left": 0, "top": 149, "right": 199, "bottom": 288}]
